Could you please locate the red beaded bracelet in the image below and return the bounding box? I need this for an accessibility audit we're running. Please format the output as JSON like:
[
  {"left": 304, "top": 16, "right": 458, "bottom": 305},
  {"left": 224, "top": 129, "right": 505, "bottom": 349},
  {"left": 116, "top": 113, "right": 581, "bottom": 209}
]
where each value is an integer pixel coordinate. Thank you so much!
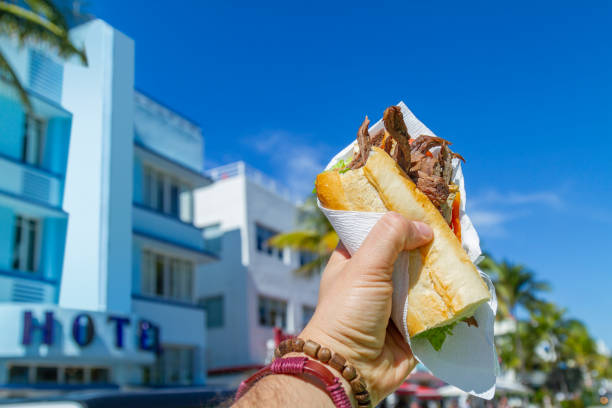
[{"left": 235, "top": 356, "right": 352, "bottom": 408}]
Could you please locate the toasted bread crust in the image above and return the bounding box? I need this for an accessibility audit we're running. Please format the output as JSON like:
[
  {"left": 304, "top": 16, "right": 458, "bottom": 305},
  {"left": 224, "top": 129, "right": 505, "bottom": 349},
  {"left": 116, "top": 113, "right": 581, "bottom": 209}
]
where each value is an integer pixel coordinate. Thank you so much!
[{"left": 317, "top": 147, "right": 490, "bottom": 337}]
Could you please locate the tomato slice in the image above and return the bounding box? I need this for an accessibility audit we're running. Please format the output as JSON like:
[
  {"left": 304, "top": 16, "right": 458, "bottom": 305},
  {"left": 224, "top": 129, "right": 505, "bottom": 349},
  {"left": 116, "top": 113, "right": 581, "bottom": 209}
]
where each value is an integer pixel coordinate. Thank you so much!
[{"left": 451, "top": 192, "right": 461, "bottom": 241}]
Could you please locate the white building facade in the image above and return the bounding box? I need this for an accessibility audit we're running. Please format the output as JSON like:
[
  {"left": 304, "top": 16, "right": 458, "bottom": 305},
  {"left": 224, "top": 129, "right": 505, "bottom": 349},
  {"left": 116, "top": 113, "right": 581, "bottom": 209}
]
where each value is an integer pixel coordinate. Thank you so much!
[
  {"left": 0, "top": 19, "right": 218, "bottom": 394},
  {"left": 194, "top": 163, "right": 320, "bottom": 371}
]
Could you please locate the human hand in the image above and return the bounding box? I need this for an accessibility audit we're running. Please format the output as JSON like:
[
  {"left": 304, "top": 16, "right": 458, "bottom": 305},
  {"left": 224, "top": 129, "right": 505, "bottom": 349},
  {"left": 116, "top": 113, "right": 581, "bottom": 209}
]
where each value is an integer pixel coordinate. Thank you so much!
[{"left": 300, "top": 212, "right": 433, "bottom": 405}]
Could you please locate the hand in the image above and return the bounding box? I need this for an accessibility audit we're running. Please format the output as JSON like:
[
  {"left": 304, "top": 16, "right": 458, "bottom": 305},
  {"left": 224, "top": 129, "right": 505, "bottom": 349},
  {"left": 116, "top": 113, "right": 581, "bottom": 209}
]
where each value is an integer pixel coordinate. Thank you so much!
[{"left": 300, "top": 212, "right": 433, "bottom": 405}]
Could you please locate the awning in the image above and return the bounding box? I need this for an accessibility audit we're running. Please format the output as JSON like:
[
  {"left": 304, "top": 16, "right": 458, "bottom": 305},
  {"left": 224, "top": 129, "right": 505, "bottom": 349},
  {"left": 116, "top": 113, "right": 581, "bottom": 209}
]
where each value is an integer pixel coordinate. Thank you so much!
[{"left": 415, "top": 385, "right": 442, "bottom": 400}]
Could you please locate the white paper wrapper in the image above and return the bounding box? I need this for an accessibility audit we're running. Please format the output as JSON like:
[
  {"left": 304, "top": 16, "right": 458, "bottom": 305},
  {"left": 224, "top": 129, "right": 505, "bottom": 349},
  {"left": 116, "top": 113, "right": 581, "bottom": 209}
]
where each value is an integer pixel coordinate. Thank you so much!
[{"left": 319, "top": 102, "right": 499, "bottom": 399}]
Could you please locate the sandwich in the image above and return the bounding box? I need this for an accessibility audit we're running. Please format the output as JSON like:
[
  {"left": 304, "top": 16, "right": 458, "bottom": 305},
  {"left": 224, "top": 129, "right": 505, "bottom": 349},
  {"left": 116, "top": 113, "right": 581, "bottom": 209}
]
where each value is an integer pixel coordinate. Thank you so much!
[{"left": 316, "top": 106, "right": 490, "bottom": 350}]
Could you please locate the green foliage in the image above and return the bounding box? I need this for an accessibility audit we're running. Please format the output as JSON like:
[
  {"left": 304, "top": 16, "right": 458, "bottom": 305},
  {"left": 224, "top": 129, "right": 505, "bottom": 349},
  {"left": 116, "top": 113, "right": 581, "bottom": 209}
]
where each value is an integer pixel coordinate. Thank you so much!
[
  {"left": 0, "top": 0, "right": 87, "bottom": 112},
  {"left": 268, "top": 194, "right": 338, "bottom": 277}
]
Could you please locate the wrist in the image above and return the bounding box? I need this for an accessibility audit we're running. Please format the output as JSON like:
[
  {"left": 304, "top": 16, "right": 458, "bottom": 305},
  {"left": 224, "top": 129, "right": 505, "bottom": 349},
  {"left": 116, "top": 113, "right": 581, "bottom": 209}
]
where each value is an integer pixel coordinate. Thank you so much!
[{"left": 284, "top": 351, "right": 357, "bottom": 407}]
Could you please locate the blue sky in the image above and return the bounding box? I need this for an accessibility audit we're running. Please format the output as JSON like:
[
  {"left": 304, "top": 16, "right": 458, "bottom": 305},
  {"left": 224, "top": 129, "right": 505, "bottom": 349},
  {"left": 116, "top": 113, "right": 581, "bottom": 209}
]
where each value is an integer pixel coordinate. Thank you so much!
[{"left": 91, "top": 1, "right": 612, "bottom": 347}]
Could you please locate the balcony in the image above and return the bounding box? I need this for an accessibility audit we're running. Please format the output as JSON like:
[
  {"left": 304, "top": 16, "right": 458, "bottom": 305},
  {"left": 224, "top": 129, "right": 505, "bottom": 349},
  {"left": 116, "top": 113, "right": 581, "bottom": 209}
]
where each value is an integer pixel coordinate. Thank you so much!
[
  {"left": 132, "top": 204, "right": 219, "bottom": 261},
  {"left": 0, "top": 154, "right": 64, "bottom": 213}
]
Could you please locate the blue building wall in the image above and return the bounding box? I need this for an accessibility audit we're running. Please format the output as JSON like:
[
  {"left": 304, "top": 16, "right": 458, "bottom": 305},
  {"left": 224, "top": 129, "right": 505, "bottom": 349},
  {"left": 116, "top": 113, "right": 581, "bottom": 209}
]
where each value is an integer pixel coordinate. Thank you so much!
[
  {"left": 40, "top": 218, "right": 68, "bottom": 284},
  {"left": 0, "top": 49, "right": 71, "bottom": 304},
  {"left": 44, "top": 117, "right": 72, "bottom": 177},
  {"left": 133, "top": 155, "right": 143, "bottom": 204},
  {"left": 0, "top": 94, "right": 26, "bottom": 160},
  {"left": 0, "top": 207, "right": 13, "bottom": 270}
]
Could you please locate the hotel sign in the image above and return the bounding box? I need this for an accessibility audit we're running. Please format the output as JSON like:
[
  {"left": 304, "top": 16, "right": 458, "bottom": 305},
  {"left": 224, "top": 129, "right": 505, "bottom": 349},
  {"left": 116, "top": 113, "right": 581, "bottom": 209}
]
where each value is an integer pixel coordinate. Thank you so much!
[{"left": 21, "top": 310, "right": 161, "bottom": 354}]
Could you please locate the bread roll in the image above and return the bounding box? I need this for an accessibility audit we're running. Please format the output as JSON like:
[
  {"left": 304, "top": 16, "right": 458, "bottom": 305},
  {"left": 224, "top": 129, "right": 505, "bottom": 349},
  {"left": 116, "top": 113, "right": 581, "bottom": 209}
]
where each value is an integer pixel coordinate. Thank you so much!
[{"left": 316, "top": 147, "right": 490, "bottom": 337}]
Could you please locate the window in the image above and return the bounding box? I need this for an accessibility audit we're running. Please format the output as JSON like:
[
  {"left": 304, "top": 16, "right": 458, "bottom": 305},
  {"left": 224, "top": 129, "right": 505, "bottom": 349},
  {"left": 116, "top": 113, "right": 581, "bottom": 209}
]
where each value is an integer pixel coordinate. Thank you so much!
[
  {"left": 141, "top": 249, "right": 194, "bottom": 302},
  {"left": 8, "top": 366, "right": 28, "bottom": 384},
  {"left": 200, "top": 295, "right": 224, "bottom": 328},
  {"left": 142, "top": 166, "right": 193, "bottom": 221},
  {"left": 169, "top": 180, "right": 180, "bottom": 217},
  {"left": 12, "top": 215, "right": 40, "bottom": 273},
  {"left": 302, "top": 305, "right": 316, "bottom": 327},
  {"left": 255, "top": 223, "right": 282, "bottom": 258},
  {"left": 22, "top": 114, "right": 44, "bottom": 167},
  {"left": 299, "top": 251, "right": 317, "bottom": 267},
  {"left": 258, "top": 296, "right": 287, "bottom": 328},
  {"left": 90, "top": 367, "right": 110, "bottom": 384},
  {"left": 146, "top": 346, "right": 194, "bottom": 385},
  {"left": 6, "top": 365, "right": 111, "bottom": 385},
  {"left": 35, "top": 367, "right": 58, "bottom": 383},
  {"left": 64, "top": 367, "right": 85, "bottom": 384}
]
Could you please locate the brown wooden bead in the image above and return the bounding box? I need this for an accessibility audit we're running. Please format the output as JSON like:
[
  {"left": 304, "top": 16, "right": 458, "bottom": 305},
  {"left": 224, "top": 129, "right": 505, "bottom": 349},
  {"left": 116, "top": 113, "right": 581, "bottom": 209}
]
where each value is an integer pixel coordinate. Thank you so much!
[
  {"left": 342, "top": 365, "right": 357, "bottom": 381},
  {"left": 355, "top": 392, "right": 370, "bottom": 404},
  {"left": 329, "top": 352, "right": 347, "bottom": 372},
  {"left": 303, "top": 340, "right": 321, "bottom": 358},
  {"left": 357, "top": 402, "right": 371, "bottom": 408},
  {"left": 292, "top": 338, "right": 305, "bottom": 352},
  {"left": 317, "top": 347, "right": 332, "bottom": 363},
  {"left": 350, "top": 377, "right": 367, "bottom": 394},
  {"left": 278, "top": 339, "right": 292, "bottom": 356}
]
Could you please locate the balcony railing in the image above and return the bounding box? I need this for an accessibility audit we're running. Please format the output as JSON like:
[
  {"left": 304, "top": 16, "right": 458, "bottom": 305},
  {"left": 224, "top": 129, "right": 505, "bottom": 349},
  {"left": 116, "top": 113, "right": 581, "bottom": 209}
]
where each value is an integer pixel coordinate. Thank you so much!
[
  {"left": 207, "top": 162, "right": 298, "bottom": 203},
  {"left": 0, "top": 155, "right": 63, "bottom": 208}
]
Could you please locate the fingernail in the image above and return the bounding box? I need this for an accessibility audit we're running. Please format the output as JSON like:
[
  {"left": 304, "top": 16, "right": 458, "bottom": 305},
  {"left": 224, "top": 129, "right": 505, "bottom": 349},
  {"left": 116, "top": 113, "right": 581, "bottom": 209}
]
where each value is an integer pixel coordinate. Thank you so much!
[{"left": 413, "top": 222, "right": 433, "bottom": 240}]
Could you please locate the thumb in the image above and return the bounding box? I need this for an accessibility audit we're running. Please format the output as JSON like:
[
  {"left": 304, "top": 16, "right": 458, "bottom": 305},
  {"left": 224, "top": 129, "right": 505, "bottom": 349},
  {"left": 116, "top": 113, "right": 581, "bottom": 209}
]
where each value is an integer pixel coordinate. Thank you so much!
[{"left": 351, "top": 212, "right": 433, "bottom": 279}]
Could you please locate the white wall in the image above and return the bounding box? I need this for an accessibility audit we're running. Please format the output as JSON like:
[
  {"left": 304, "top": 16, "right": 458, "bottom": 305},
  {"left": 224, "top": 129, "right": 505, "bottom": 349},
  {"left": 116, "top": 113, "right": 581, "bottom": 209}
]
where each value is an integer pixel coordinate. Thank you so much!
[
  {"left": 60, "top": 20, "right": 134, "bottom": 314},
  {"left": 194, "top": 175, "right": 249, "bottom": 265},
  {"left": 194, "top": 171, "right": 320, "bottom": 368}
]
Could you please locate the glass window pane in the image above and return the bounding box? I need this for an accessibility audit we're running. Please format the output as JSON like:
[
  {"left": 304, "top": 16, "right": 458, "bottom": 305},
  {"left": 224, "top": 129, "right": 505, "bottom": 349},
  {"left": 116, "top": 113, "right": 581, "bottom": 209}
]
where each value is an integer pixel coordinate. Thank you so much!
[
  {"left": 8, "top": 366, "right": 29, "bottom": 384},
  {"left": 170, "top": 182, "right": 179, "bottom": 217},
  {"left": 156, "top": 172, "right": 164, "bottom": 211},
  {"left": 65, "top": 367, "right": 85, "bottom": 384},
  {"left": 144, "top": 167, "right": 152, "bottom": 207},
  {"left": 12, "top": 216, "right": 23, "bottom": 270},
  {"left": 35, "top": 367, "right": 58, "bottom": 383},
  {"left": 91, "top": 368, "right": 110, "bottom": 384},
  {"left": 26, "top": 220, "right": 37, "bottom": 272},
  {"left": 155, "top": 255, "right": 164, "bottom": 296}
]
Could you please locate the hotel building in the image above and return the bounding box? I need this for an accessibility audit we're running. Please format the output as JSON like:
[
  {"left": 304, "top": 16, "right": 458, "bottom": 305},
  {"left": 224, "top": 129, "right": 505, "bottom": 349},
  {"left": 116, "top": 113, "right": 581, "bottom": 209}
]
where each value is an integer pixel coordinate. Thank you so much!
[{"left": 0, "top": 19, "right": 218, "bottom": 394}]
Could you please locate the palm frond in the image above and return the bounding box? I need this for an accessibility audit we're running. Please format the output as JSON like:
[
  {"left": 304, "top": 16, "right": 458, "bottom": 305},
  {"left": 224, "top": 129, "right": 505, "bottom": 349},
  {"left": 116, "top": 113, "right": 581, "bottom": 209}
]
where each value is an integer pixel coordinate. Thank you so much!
[
  {"left": 293, "top": 254, "right": 329, "bottom": 278},
  {"left": 268, "top": 230, "right": 321, "bottom": 252},
  {"left": 0, "top": 1, "right": 87, "bottom": 64},
  {"left": 0, "top": 49, "right": 32, "bottom": 112}
]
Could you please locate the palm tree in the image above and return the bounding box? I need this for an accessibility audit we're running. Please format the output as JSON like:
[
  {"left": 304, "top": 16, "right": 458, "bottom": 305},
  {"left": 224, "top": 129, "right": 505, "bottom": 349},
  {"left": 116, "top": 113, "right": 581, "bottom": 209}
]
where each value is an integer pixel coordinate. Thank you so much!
[
  {"left": 480, "top": 254, "right": 550, "bottom": 375},
  {"left": 268, "top": 194, "right": 338, "bottom": 277},
  {"left": 480, "top": 254, "right": 550, "bottom": 320},
  {"left": 0, "top": 0, "right": 87, "bottom": 112}
]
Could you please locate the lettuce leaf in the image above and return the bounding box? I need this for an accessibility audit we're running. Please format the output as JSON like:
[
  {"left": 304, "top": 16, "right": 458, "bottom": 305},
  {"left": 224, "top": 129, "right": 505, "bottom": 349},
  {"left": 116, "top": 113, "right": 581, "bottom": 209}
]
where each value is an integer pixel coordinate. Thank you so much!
[
  {"left": 415, "top": 322, "right": 457, "bottom": 351},
  {"left": 331, "top": 159, "right": 351, "bottom": 173}
]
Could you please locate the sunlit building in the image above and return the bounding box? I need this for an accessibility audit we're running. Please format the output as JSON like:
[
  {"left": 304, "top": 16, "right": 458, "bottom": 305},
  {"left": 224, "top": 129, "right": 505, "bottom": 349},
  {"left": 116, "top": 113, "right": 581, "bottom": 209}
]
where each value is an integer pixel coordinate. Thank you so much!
[
  {"left": 194, "top": 163, "right": 320, "bottom": 374},
  {"left": 0, "top": 19, "right": 218, "bottom": 395}
]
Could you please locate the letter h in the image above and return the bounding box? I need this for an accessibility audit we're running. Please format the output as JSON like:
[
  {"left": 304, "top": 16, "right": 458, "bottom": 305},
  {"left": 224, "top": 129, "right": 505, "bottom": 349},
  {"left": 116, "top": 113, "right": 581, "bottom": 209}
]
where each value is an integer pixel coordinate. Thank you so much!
[{"left": 22, "top": 311, "right": 54, "bottom": 345}]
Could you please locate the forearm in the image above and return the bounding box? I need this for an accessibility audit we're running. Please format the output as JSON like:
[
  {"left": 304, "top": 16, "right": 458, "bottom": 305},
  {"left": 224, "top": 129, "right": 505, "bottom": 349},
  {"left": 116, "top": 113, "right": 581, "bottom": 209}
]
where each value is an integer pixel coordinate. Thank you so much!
[{"left": 232, "top": 374, "right": 336, "bottom": 408}]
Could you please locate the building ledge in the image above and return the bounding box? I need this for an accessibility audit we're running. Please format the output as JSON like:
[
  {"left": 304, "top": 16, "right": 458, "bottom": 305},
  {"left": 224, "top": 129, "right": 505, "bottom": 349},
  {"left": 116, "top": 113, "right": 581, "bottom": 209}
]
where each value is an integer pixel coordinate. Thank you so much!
[
  {"left": 132, "top": 294, "right": 204, "bottom": 311},
  {"left": 0, "top": 151, "right": 65, "bottom": 180},
  {"left": 0, "top": 269, "right": 57, "bottom": 285},
  {"left": 0, "top": 188, "right": 67, "bottom": 218},
  {"left": 133, "top": 202, "right": 201, "bottom": 231},
  {"left": 133, "top": 229, "right": 219, "bottom": 262},
  {"left": 134, "top": 141, "right": 212, "bottom": 187}
]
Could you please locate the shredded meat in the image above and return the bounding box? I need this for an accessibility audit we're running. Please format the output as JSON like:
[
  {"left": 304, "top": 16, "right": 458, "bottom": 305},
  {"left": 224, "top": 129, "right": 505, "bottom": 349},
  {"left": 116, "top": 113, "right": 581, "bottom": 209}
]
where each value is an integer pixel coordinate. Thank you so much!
[
  {"left": 349, "top": 116, "right": 371, "bottom": 169},
  {"left": 463, "top": 316, "right": 479, "bottom": 328},
  {"left": 345, "top": 106, "right": 466, "bottom": 221},
  {"left": 383, "top": 107, "right": 411, "bottom": 172},
  {"left": 416, "top": 173, "right": 450, "bottom": 208}
]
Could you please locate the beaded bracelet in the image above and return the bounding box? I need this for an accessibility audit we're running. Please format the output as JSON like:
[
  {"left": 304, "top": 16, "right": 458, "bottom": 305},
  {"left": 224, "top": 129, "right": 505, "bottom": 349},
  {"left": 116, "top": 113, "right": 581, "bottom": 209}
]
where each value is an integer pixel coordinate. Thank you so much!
[
  {"left": 275, "top": 337, "right": 371, "bottom": 408},
  {"left": 235, "top": 356, "right": 352, "bottom": 408}
]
